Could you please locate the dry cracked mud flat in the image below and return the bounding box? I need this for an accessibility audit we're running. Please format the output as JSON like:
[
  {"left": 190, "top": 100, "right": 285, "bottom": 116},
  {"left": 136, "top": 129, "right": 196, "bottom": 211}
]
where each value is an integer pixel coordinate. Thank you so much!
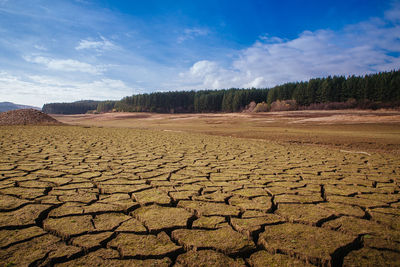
[{"left": 0, "top": 125, "right": 399, "bottom": 267}]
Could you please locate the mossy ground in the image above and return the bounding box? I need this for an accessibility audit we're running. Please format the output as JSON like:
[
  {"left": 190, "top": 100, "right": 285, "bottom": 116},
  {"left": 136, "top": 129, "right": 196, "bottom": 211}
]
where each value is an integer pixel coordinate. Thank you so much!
[{"left": 0, "top": 125, "right": 399, "bottom": 266}]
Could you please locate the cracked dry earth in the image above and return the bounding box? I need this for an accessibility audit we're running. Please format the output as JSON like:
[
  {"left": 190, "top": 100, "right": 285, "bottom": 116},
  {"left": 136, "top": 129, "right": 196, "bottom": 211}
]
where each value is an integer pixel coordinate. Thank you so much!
[{"left": 0, "top": 126, "right": 399, "bottom": 267}]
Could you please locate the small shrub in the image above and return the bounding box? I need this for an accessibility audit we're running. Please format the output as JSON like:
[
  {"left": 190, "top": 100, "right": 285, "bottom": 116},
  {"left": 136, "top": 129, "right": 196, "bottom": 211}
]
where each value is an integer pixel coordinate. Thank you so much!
[
  {"left": 270, "top": 100, "right": 297, "bottom": 112},
  {"left": 242, "top": 101, "right": 257, "bottom": 113},
  {"left": 253, "top": 102, "right": 269, "bottom": 112}
]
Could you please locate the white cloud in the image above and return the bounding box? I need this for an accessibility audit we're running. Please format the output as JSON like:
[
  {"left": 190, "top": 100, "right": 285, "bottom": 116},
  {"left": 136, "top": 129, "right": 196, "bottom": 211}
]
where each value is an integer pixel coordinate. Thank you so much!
[
  {"left": 23, "top": 55, "right": 105, "bottom": 75},
  {"left": 177, "top": 27, "right": 209, "bottom": 43},
  {"left": 189, "top": 60, "right": 218, "bottom": 76},
  {"left": 0, "top": 71, "right": 136, "bottom": 107},
  {"left": 178, "top": 13, "right": 400, "bottom": 89},
  {"left": 75, "top": 36, "right": 116, "bottom": 52},
  {"left": 259, "top": 34, "right": 284, "bottom": 44},
  {"left": 244, "top": 77, "right": 265, "bottom": 88},
  {"left": 179, "top": 60, "right": 234, "bottom": 89},
  {"left": 34, "top": 45, "right": 47, "bottom": 51}
]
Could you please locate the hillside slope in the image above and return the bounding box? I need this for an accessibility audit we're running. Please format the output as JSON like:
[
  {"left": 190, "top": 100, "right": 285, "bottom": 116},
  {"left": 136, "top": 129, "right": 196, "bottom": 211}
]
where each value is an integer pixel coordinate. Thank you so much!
[{"left": 0, "top": 102, "right": 41, "bottom": 112}]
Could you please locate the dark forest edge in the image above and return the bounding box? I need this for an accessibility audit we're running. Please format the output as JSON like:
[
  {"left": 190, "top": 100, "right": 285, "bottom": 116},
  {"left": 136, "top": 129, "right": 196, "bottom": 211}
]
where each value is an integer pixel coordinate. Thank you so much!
[{"left": 42, "top": 70, "right": 400, "bottom": 114}]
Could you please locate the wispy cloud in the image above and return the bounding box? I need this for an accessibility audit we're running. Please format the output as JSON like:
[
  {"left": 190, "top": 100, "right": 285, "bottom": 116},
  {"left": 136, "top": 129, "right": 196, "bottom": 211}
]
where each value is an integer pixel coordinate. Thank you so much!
[
  {"left": 178, "top": 12, "right": 400, "bottom": 89},
  {"left": 385, "top": 1, "right": 400, "bottom": 23},
  {"left": 177, "top": 27, "right": 209, "bottom": 43},
  {"left": 23, "top": 55, "right": 105, "bottom": 75},
  {"left": 34, "top": 44, "right": 47, "bottom": 51},
  {"left": 75, "top": 36, "right": 116, "bottom": 52}
]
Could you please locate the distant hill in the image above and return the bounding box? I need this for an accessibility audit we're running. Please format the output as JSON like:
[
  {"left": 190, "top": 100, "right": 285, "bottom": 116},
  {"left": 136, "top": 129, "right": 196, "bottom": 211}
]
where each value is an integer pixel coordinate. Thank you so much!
[{"left": 0, "top": 102, "right": 41, "bottom": 112}]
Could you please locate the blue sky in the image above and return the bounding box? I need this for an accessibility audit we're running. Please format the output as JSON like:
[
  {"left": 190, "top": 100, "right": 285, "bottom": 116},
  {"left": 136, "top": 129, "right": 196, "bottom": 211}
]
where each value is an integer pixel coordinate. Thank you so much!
[{"left": 0, "top": 0, "right": 399, "bottom": 107}]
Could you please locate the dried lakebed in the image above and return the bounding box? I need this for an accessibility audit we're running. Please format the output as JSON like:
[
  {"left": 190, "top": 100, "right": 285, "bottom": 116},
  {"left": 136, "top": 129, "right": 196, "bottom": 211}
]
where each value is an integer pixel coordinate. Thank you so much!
[{"left": 0, "top": 126, "right": 399, "bottom": 266}]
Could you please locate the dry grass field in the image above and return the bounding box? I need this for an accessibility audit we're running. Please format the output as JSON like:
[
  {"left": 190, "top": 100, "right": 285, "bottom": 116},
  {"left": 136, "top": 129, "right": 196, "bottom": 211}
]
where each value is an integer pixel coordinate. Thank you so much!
[{"left": 0, "top": 111, "right": 400, "bottom": 266}]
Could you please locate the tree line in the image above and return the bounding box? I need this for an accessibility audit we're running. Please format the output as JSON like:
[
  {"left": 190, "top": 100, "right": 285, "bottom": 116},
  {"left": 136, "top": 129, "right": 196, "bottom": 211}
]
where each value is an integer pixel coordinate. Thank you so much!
[
  {"left": 267, "top": 70, "right": 400, "bottom": 106},
  {"left": 42, "top": 100, "right": 100, "bottom": 114},
  {"left": 111, "top": 88, "right": 269, "bottom": 113},
  {"left": 42, "top": 70, "right": 400, "bottom": 114}
]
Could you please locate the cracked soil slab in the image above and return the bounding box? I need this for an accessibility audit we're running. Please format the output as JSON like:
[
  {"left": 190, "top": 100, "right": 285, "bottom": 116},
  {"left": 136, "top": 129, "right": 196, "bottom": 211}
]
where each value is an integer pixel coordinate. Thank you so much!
[
  {"left": 108, "top": 232, "right": 181, "bottom": 257},
  {"left": 172, "top": 227, "right": 256, "bottom": 255},
  {"left": 258, "top": 223, "right": 357, "bottom": 266}
]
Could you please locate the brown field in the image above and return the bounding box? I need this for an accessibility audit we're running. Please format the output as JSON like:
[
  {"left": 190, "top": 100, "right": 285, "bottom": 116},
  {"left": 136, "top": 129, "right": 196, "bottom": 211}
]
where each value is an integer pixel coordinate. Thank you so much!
[
  {"left": 0, "top": 110, "right": 399, "bottom": 266},
  {"left": 53, "top": 109, "right": 400, "bottom": 155}
]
